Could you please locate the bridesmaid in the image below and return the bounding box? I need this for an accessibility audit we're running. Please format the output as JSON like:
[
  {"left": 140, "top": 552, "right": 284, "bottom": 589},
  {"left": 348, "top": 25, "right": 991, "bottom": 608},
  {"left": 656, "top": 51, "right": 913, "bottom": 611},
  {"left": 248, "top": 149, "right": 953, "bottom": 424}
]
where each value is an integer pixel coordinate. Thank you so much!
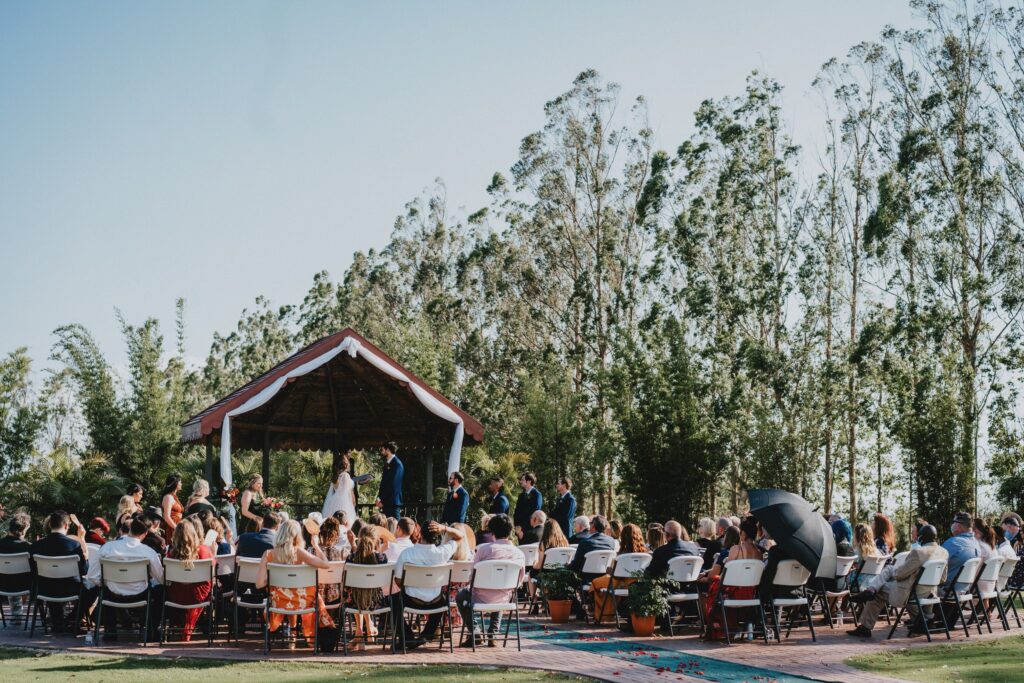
[
  {"left": 160, "top": 474, "right": 184, "bottom": 537},
  {"left": 239, "top": 474, "right": 265, "bottom": 534}
]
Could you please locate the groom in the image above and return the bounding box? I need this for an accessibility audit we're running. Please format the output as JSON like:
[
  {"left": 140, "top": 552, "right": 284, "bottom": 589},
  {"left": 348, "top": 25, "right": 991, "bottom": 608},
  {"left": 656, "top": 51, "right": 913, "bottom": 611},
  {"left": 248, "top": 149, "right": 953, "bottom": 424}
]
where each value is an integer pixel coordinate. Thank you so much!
[{"left": 375, "top": 441, "right": 404, "bottom": 518}]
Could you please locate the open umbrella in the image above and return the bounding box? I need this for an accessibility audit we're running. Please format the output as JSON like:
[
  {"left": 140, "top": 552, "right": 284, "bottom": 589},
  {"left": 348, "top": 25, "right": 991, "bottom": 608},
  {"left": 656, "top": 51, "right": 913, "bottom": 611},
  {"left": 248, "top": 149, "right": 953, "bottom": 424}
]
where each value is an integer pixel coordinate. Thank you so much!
[{"left": 748, "top": 488, "right": 837, "bottom": 578}]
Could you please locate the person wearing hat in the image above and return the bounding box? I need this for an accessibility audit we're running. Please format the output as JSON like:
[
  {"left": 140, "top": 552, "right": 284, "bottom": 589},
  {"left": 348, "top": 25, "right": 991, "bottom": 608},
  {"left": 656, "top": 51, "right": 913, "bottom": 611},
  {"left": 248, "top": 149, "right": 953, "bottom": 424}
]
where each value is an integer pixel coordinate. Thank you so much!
[
  {"left": 941, "top": 512, "right": 981, "bottom": 592},
  {"left": 141, "top": 506, "right": 167, "bottom": 555},
  {"left": 85, "top": 517, "right": 110, "bottom": 545}
]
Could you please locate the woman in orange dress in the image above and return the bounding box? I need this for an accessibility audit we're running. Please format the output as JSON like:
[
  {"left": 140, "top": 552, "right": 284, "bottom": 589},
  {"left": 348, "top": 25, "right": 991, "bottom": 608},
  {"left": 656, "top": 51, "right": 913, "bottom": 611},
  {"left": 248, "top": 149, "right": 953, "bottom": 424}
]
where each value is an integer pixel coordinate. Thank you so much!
[
  {"left": 166, "top": 520, "right": 215, "bottom": 641},
  {"left": 256, "top": 519, "right": 335, "bottom": 645},
  {"left": 591, "top": 523, "right": 646, "bottom": 623},
  {"left": 160, "top": 474, "right": 184, "bottom": 537}
]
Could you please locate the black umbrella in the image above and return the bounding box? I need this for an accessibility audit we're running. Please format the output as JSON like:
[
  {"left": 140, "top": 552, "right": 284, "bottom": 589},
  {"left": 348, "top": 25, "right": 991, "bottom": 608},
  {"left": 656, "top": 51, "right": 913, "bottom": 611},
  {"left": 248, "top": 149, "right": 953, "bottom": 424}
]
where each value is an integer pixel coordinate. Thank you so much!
[{"left": 748, "top": 488, "right": 837, "bottom": 578}]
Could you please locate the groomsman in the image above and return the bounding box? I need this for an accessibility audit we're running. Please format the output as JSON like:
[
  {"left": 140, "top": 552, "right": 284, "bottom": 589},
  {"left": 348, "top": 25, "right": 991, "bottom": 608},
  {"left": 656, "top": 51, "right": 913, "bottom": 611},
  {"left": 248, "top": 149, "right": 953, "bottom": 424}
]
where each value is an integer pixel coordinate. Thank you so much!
[
  {"left": 441, "top": 471, "right": 469, "bottom": 524},
  {"left": 488, "top": 477, "right": 510, "bottom": 515},
  {"left": 513, "top": 472, "right": 542, "bottom": 536},
  {"left": 375, "top": 441, "right": 404, "bottom": 518},
  {"left": 551, "top": 477, "right": 577, "bottom": 538}
]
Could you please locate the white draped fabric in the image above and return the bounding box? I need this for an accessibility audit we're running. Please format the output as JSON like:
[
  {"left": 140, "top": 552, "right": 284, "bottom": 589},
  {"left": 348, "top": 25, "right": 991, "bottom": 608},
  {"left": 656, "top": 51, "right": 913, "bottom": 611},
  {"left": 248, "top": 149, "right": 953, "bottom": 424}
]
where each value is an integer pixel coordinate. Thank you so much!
[{"left": 219, "top": 336, "right": 465, "bottom": 486}]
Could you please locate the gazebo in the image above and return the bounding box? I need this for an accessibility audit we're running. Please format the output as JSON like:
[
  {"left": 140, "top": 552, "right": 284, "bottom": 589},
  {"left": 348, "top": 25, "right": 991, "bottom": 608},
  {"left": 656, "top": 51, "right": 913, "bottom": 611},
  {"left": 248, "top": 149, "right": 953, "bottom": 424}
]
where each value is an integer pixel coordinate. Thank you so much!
[{"left": 180, "top": 328, "right": 484, "bottom": 506}]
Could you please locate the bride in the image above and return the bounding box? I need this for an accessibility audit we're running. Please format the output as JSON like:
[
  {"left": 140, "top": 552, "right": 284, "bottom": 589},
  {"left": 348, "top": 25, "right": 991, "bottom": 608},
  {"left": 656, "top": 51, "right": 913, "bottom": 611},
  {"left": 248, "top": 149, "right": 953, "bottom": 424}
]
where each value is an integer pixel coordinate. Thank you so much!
[{"left": 322, "top": 452, "right": 357, "bottom": 523}]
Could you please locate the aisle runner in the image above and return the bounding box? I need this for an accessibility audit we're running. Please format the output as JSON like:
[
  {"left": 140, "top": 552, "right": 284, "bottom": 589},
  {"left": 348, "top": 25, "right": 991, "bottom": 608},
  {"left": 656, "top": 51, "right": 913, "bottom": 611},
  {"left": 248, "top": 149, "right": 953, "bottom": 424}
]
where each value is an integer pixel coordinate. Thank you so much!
[{"left": 521, "top": 624, "right": 827, "bottom": 683}]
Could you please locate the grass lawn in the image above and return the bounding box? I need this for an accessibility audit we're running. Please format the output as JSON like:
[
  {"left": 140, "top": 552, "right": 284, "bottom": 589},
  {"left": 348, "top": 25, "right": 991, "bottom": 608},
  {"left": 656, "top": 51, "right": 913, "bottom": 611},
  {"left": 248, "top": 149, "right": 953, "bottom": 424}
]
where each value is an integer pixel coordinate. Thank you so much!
[
  {"left": 0, "top": 646, "right": 587, "bottom": 682},
  {"left": 846, "top": 635, "right": 1024, "bottom": 683}
]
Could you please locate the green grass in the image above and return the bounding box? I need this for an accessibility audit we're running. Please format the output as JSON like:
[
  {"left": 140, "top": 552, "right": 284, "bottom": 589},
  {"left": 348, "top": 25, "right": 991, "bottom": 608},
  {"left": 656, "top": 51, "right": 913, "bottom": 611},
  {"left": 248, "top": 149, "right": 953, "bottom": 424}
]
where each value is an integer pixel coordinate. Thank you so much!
[
  {"left": 846, "top": 635, "right": 1024, "bottom": 683},
  {"left": 0, "top": 646, "right": 586, "bottom": 682}
]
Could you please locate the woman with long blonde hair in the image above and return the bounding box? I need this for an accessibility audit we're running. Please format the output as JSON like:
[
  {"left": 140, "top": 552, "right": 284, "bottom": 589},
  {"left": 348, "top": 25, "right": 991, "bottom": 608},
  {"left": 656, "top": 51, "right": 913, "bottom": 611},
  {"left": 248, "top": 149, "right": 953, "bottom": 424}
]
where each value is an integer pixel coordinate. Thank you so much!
[
  {"left": 450, "top": 522, "right": 477, "bottom": 561},
  {"left": 853, "top": 523, "right": 879, "bottom": 559},
  {"left": 239, "top": 473, "right": 264, "bottom": 534},
  {"left": 347, "top": 526, "right": 388, "bottom": 649},
  {"left": 116, "top": 495, "right": 136, "bottom": 522},
  {"left": 256, "top": 519, "right": 334, "bottom": 646},
  {"left": 166, "top": 520, "right": 214, "bottom": 641},
  {"left": 186, "top": 479, "right": 217, "bottom": 516}
]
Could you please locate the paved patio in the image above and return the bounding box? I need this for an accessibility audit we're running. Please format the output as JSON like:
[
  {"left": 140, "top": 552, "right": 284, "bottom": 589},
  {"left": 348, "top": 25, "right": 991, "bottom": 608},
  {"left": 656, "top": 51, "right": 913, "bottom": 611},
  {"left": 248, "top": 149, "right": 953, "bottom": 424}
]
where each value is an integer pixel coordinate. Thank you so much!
[{"left": 0, "top": 611, "right": 1014, "bottom": 682}]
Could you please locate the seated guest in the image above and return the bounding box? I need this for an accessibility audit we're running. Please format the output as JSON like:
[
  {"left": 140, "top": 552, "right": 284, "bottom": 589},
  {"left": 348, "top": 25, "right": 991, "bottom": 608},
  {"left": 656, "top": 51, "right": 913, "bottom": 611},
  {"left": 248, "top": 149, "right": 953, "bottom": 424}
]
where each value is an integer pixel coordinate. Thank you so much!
[
  {"left": 701, "top": 517, "right": 731, "bottom": 570},
  {"left": 89, "top": 513, "right": 164, "bottom": 640},
  {"left": 256, "top": 520, "right": 334, "bottom": 645},
  {"left": 0, "top": 512, "right": 32, "bottom": 618},
  {"left": 185, "top": 479, "right": 218, "bottom": 517},
  {"left": 759, "top": 542, "right": 796, "bottom": 599},
  {"left": 853, "top": 523, "right": 880, "bottom": 560},
  {"left": 317, "top": 517, "right": 345, "bottom": 607},
  {"left": 475, "top": 514, "right": 495, "bottom": 546},
  {"left": 701, "top": 518, "right": 761, "bottom": 641},
  {"left": 941, "top": 512, "right": 980, "bottom": 591},
  {"left": 998, "top": 516, "right": 1019, "bottom": 560},
  {"left": 755, "top": 522, "right": 775, "bottom": 554},
  {"left": 391, "top": 520, "right": 467, "bottom": 648},
  {"left": 646, "top": 521, "right": 700, "bottom": 578},
  {"left": 330, "top": 511, "right": 352, "bottom": 555},
  {"left": 695, "top": 517, "right": 716, "bottom": 556},
  {"left": 847, "top": 525, "right": 948, "bottom": 638},
  {"left": 531, "top": 519, "right": 570, "bottom": 601},
  {"left": 140, "top": 507, "right": 166, "bottom": 555},
  {"left": 31, "top": 511, "right": 90, "bottom": 633},
  {"left": 235, "top": 511, "right": 281, "bottom": 601},
  {"left": 873, "top": 513, "right": 896, "bottom": 556},
  {"left": 517, "top": 510, "right": 545, "bottom": 545},
  {"left": 590, "top": 523, "right": 646, "bottom": 623},
  {"left": 698, "top": 526, "right": 740, "bottom": 584},
  {"left": 568, "top": 515, "right": 616, "bottom": 583},
  {"left": 456, "top": 513, "right": 525, "bottom": 647},
  {"left": 646, "top": 523, "right": 665, "bottom": 552},
  {"left": 832, "top": 518, "right": 854, "bottom": 557},
  {"left": 347, "top": 526, "right": 389, "bottom": 650},
  {"left": 385, "top": 517, "right": 415, "bottom": 563},
  {"left": 451, "top": 523, "right": 477, "bottom": 561},
  {"left": 165, "top": 520, "right": 214, "bottom": 641},
  {"left": 972, "top": 517, "right": 998, "bottom": 594},
  {"left": 85, "top": 517, "right": 110, "bottom": 546},
  {"left": 568, "top": 516, "right": 590, "bottom": 545}
]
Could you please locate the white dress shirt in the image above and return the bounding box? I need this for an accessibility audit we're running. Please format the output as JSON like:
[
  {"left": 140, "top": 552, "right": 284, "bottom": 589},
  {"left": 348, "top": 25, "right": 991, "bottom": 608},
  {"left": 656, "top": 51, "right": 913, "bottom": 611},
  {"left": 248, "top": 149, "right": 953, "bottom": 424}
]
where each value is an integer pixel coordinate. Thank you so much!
[{"left": 88, "top": 536, "right": 163, "bottom": 595}]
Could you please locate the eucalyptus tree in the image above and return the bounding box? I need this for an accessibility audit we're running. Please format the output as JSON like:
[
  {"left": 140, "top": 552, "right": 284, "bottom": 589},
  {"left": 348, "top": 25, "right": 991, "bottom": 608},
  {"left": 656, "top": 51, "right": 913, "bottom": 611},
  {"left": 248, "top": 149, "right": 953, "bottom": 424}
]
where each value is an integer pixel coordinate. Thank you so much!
[{"left": 0, "top": 348, "right": 44, "bottom": 479}]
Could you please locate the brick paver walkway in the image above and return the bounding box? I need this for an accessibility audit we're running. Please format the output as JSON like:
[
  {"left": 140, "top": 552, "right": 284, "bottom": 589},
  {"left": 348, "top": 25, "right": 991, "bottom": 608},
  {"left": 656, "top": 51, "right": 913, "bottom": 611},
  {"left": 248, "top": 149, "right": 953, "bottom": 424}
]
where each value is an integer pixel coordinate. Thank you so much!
[{"left": 0, "top": 611, "right": 1014, "bottom": 682}]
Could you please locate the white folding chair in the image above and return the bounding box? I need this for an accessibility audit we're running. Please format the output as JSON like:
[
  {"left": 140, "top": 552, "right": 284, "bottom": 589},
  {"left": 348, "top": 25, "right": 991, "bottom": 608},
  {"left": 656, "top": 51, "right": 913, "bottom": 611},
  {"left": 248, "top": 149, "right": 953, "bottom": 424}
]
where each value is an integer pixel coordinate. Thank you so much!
[
  {"left": 464, "top": 560, "right": 523, "bottom": 651},
  {"left": 995, "top": 556, "right": 1020, "bottom": 629},
  {"left": 887, "top": 559, "right": 949, "bottom": 641},
  {"left": 815, "top": 555, "right": 856, "bottom": 628},
  {"left": 317, "top": 560, "right": 346, "bottom": 619},
  {"left": 29, "top": 555, "right": 83, "bottom": 636},
  {"left": 518, "top": 544, "right": 539, "bottom": 569},
  {"left": 596, "top": 553, "right": 651, "bottom": 627},
  {"left": 766, "top": 560, "right": 815, "bottom": 642},
  {"left": 264, "top": 563, "right": 319, "bottom": 654},
  {"left": 665, "top": 555, "right": 704, "bottom": 635},
  {"left": 94, "top": 558, "right": 153, "bottom": 645},
  {"left": 396, "top": 563, "right": 454, "bottom": 653},
  {"left": 854, "top": 555, "right": 889, "bottom": 590},
  {"left": 0, "top": 552, "right": 32, "bottom": 629},
  {"left": 232, "top": 557, "right": 266, "bottom": 643},
  {"left": 451, "top": 560, "right": 474, "bottom": 586},
  {"left": 715, "top": 559, "right": 767, "bottom": 645},
  {"left": 971, "top": 556, "right": 1004, "bottom": 635},
  {"left": 941, "top": 557, "right": 982, "bottom": 638},
  {"left": 161, "top": 558, "right": 215, "bottom": 646},
  {"left": 340, "top": 562, "right": 395, "bottom": 654},
  {"left": 577, "top": 549, "right": 615, "bottom": 623},
  {"left": 542, "top": 546, "right": 577, "bottom": 568},
  {"left": 893, "top": 551, "right": 910, "bottom": 567}
]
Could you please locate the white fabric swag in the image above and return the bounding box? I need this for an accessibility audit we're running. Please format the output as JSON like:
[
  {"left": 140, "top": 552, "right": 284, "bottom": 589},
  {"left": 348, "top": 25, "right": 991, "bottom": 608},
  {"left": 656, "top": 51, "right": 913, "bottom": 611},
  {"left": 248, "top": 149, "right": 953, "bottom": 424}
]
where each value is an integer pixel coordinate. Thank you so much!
[{"left": 219, "top": 336, "right": 465, "bottom": 486}]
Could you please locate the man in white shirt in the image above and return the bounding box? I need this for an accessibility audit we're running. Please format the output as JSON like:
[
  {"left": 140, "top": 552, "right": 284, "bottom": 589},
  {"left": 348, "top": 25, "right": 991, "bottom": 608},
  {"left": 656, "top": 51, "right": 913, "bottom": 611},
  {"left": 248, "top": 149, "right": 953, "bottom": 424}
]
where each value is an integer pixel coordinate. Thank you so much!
[
  {"left": 392, "top": 520, "right": 466, "bottom": 648},
  {"left": 385, "top": 517, "right": 415, "bottom": 563},
  {"left": 88, "top": 513, "right": 164, "bottom": 640}
]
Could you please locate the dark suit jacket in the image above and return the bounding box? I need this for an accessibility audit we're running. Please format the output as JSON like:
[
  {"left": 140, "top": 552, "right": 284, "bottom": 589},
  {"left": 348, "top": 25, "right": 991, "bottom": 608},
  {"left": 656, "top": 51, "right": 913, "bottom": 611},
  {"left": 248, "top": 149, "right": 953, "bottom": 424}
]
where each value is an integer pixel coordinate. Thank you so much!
[
  {"left": 0, "top": 536, "right": 32, "bottom": 593},
  {"left": 441, "top": 486, "right": 469, "bottom": 524},
  {"left": 520, "top": 525, "right": 543, "bottom": 546},
  {"left": 142, "top": 531, "right": 165, "bottom": 556},
  {"left": 513, "top": 488, "right": 542, "bottom": 531},
  {"left": 236, "top": 529, "right": 276, "bottom": 559},
  {"left": 377, "top": 456, "right": 404, "bottom": 515},
  {"left": 646, "top": 538, "right": 701, "bottom": 578},
  {"left": 551, "top": 492, "right": 576, "bottom": 538},
  {"left": 30, "top": 532, "right": 86, "bottom": 597},
  {"left": 569, "top": 532, "right": 591, "bottom": 545},
  {"left": 489, "top": 491, "right": 510, "bottom": 515},
  {"left": 568, "top": 532, "right": 616, "bottom": 580},
  {"left": 701, "top": 537, "right": 724, "bottom": 570},
  {"left": 760, "top": 544, "right": 795, "bottom": 598}
]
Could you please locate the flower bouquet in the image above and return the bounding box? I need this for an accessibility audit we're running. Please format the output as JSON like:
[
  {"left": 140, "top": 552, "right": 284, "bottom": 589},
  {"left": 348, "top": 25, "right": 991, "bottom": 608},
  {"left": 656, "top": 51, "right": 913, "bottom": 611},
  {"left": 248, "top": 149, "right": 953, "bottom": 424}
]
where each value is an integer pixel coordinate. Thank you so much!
[
  {"left": 220, "top": 487, "right": 239, "bottom": 503},
  {"left": 260, "top": 496, "right": 287, "bottom": 512}
]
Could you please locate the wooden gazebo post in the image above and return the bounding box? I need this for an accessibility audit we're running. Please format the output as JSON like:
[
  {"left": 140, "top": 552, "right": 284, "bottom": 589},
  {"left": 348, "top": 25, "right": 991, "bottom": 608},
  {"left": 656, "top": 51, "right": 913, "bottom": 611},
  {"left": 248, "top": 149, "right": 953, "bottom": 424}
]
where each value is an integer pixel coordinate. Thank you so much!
[{"left": 262, "top": 430, "right": 271, "bottom": 496}]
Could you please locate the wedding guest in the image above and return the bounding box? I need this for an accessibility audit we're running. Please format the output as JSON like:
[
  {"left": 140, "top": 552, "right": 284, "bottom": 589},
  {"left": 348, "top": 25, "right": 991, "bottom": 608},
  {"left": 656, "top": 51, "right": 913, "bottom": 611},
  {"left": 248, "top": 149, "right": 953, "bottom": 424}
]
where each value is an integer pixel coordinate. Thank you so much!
[
  {"left": 85, "top": 517, "right": 110, "bottom": 546},
  {"left": 451, "top": 522, "right": 476, "bottom": 561},
  {"left": 317, "top": 517, "right": 346, "bottom": 606},
  {"left": 590, "top": 523, "right": 645, "bottom": 623},
  {"left": 512, "top": 472, "right": 542, "bottom": 539},
  {"left": 488, "top": 477, "right": 509, "bottom": 515},
  {"left": 165, "top": 520, "right": 214, "bottom": 641},
  {"left": 31, "top": 511, "right": 89, "bottom": 631},
  {"left": 256, "top": 520, "right": 334, "bottom": 645},
  {"left": 140, "top": 507, "right": 166, "bottom": 555},
  {"left": 568, "top": 515, "right": 616, "bottom": 583},
  {"left": 391, "top": 521, "right": 467, "bottom": 648},
  {"left": 238, "top": 474, "right": 264, "bottom": 534},
  {"left": 853, "top": 524, "right": 880, "bottom": 560},
  {"left": 569, "top": 516, "right": 590, "bottom": 545},
  {"left": 646, "top": 521, "right": 700, "bottom": 578},
  {"left": 90, "top": 513, "right": 163, "bottom": 641},
  {"left": 185, "top": 479, "right": 217, "bottom": 516},
  {"left": 476, "top": 513, "right": 495, "bottom": 546},
  {"left": 646, "top": 523, "right": 665, "bottom": 552},
  {"left": 532, "top": 518, "right": 569, "bottom": 598},
  {"left": 701, "top": 517, "right": 731, "bottom": 570},
  {"left": 347, "top": 526, "right": 388, "bottom": 650},
  {"left": 702, "top": 518, "right": 760, "bottom": 641},
  {"left": 517, "top": 510, "right": 545, "bottom": 545},
  {"left": 456, "top": 513, "right": 525, "bottom": 647},
  {"left": 551, "top": 477, "right": 577, "bottom": 538},
  {"left": 695, "top": 518, "right": 716, "bottom": 555},
  {"left": 126, "top": 483, "right": 144, "bottom": 512},
  {"left": 873, "top": 513, "right": 896, "bottom": 556},
  {"left": 160, "top": 474, "right": 184, "bottom": 536},
  {"left": 0, "top": 513, "right": 32, "bottom": 618},
  {"left": 116, "top": 495, "right": 136, "bottom": 522},
  {"left": 385, "top": 517, "right": 415, "bottom": 563}
]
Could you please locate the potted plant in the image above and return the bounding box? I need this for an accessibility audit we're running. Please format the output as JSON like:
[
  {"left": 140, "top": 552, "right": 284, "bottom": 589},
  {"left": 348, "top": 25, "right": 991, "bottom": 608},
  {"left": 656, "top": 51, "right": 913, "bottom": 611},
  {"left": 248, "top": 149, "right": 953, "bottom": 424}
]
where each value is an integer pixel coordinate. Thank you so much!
[
  {"left": 538, "top": 565, "right": 579, "bottom": 623},
  {"left": 626, "top": 572, "right": 670, "bottom": 637}
]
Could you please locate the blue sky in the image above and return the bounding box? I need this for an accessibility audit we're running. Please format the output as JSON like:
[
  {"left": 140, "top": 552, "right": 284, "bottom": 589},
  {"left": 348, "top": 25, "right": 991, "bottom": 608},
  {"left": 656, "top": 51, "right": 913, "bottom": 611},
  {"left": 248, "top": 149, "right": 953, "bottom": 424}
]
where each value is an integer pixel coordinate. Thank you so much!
[{"left": 0, "top": 1, "right": 915, "bottom": 369}]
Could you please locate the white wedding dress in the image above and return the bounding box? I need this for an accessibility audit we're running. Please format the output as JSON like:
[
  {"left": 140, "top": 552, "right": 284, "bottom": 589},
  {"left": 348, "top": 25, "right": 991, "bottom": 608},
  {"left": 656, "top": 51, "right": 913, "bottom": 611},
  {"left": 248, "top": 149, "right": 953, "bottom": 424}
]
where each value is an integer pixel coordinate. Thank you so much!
[{"left": 322, "top": 471, "right": 357, "bottom": 522}]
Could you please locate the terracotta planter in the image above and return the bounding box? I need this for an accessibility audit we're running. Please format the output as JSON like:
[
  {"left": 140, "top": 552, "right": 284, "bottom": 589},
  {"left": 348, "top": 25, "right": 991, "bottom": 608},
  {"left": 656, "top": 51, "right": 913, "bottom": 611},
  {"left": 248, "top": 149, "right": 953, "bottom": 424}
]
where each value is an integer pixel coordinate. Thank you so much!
[
  {"left": 548, "top": 599, "right": 572, "bottom": 623},
  {"left": 631, "top": 613, "right": 656, "bottom": 637}
]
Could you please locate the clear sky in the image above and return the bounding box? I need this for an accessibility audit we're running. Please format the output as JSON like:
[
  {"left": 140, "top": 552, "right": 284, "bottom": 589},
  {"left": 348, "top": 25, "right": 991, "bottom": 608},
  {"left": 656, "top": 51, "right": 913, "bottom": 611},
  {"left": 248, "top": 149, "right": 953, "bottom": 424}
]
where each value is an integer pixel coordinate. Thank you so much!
[{"left": 0, "top": 1, "right": 916, "bottom": 370}]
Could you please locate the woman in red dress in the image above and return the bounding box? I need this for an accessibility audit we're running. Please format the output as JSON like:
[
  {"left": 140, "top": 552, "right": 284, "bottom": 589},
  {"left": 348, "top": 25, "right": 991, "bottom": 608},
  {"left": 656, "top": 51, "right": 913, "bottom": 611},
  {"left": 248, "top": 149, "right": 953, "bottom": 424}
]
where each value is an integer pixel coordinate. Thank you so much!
[
  {"left": 160, "top": 474, "right": 184, "bottom": 538},
  {"left": 166, "top": 519, "right": 214, "bottom": 641},
  {"left": 701, "top": 518, "right": 763, "bottom": 641}
]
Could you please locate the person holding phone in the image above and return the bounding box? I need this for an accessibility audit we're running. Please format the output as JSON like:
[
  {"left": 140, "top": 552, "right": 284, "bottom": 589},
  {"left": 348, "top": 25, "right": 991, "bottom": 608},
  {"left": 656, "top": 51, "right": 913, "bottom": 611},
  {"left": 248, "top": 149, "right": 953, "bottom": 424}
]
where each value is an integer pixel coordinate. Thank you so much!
[{"left": 30, "top": 511, "right": 90, "bottom": 633}]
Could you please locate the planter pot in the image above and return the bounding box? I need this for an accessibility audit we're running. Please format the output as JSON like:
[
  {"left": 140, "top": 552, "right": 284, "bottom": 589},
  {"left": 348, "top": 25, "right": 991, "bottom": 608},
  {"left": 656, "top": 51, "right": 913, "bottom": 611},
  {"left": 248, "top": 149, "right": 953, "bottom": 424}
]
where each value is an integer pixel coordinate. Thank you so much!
[
  {"left": 548, "top": 599, "right": 572, "bottom": 623},
  {"left": 631, "top": 614, "right": 657, "bottom": 637}
]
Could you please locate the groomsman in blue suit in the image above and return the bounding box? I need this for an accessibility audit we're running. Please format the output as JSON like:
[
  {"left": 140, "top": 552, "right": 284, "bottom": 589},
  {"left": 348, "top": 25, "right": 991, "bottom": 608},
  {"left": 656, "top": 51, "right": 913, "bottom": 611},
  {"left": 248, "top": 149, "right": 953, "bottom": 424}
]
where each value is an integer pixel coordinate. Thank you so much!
[
  {"left": 513, "top": 472, "right": 542, "bottom": 536},
  {"left": 375, "top": 441, "right": 404, "bottom": 518},
  {"left": 441, "top": 471, "right": 469, "bottom": 524},
  {"left": 488, "top": 477, "right": 510, "bottom": 515},
  {"left": 551, "top": 476, "right": 577, "bottom": 538}
]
